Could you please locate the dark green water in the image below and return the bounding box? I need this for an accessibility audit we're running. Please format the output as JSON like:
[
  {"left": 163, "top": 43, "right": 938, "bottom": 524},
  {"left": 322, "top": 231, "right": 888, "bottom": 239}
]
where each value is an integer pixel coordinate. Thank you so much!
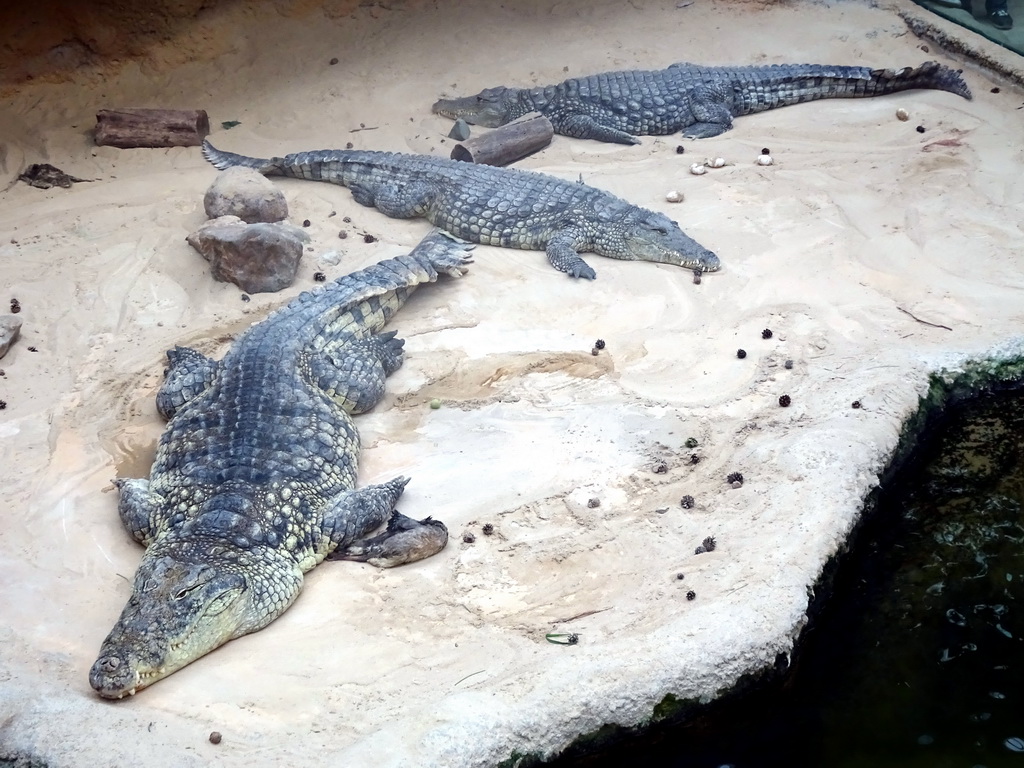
[{"left": 549, "top": 390, "right": 1024, "bottom": 768}]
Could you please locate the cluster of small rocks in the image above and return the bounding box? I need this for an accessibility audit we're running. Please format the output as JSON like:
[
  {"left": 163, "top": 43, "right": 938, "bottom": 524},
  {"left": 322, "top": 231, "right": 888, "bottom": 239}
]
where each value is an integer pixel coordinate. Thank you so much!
[{"left": 187, "top": 167, "right": 310, "bottom": 293}]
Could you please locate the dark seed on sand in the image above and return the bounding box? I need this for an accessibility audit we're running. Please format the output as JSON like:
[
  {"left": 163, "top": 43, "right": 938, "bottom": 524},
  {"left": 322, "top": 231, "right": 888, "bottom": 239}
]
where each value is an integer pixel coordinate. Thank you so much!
[
  {"left": 346, "top": 142, "right": 354, "bottom": 149},
  {"left": 0, "top": 400, "right": 6, "bottom": 410},
  {"left": 761, "top": 147, "right": 771, "bottom": 155},
  {"left": 702, "top": 535, "right": 716, "bottom": 552},
  {"left": 363, "top": 234, "right": 377, "bottom": 243},
  {"left": 784, "top": 359, "right": 793, "bottom": 369},
  {"left": 852, "top": 400, "right": 862, "bottom": 409},
  {"left": 676, "top": 145, "right": 686, "bottom": 154},
  {"left": 313, "top": 272, "right": 326, "bottom": 282},
  {"left": 482, "top": 523, "right": 494, "bottom": 536},
  {"left": 686, "top": 590, "right": 696, "bottom": 601},
  {"left": 779, "top": 394, "right": 792, "bottom": 407},
  {"left": 680, "top": 495, "right": 695, "bottom": 509},
  {"left": 692, "top": 270, "right": 701, "bottom": 285},
  {"left": 676, "top": 572, "right": 685, "bottom": 580},
  {"left": 688, "top": 454, "right": 700, "bottom": 465},
  {"left": 10, "top": 298, "right": 20, "bottom": 313},
  {"left": 727, "top": 472, "right": 743, "bottom": 487},
  {"left": 916, "top": 125, "right": 925, "bottom": 133},
  {"left": 594, "top": 339, "right": 606, "bottom": 350},
  {"left": 241, "top": 294, "right": 250, "bottom": 302},
  {"left": 685, "top": 437, "right": 698, "bottom": 449},
  {"left": 209, "top": 732, "right": 222, "bottom": 744},
  {"left": 654, "top": 462, "right": 668, "bottom": 474},
  {"left": 343, "top": 216, "right": 351, "bottom": 223},
  {"left": 762, "top": 328, "right": 773, "bottom": 339},
  {"left": 339, "top": 231, "right": 348, "bottom": 239},
  {"left": 27, "top": 346, "right": 37, "bottom": 352},
  {"left": 737, "top": 349, "right": 747, "bottom": 359},
  {"left": 463, "top": 532, "right": 476, "bottom": 544},
  {"left": 991, "top": 87, "right": 1000, "bottom": 94},
  {"left": 302, "top": 219, "right": 311, "bottom": 228},
  {"left": 329, "top": 57, "right": 339, "bottom": 65}
]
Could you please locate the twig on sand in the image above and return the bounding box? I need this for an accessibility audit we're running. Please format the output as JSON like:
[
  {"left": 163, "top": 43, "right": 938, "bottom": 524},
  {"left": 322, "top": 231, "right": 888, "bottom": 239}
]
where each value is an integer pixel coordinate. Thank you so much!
[
  {"left": 349, "top": 125, "right": 379, "bottom": 133},
  {"left": 551, "top": 607, "right": 611, "bottom": 624},
  {"left": 898, "top": 306, "right": 952, "bottom": 331}
]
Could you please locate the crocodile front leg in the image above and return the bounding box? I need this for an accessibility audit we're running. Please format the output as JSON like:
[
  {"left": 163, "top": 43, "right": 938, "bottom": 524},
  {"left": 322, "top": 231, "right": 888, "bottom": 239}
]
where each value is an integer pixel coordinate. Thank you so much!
[
  {"left": 546, "top": 231, "right": 597, "bottom": 279},
  {"left": 112, "top": 478, "right": 169, "bottom": 546},
  {"left": 317, "top": 476, "right": 411, "bottom": 564},
  {"left": 556, "top": 114, "right": 641, "bottom": 145},
  {"left": 348, "top": 180, "right": 437, "bottom": 219},
  {"left": 155, "top": 346, "right": 218, "bottom": 420}
]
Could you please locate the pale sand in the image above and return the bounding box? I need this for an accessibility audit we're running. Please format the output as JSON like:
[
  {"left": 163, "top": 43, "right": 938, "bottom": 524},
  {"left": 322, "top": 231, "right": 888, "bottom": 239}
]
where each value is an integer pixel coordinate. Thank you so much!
[{"left": 1, "top": 0, "right": 1023, "bottom": 765}]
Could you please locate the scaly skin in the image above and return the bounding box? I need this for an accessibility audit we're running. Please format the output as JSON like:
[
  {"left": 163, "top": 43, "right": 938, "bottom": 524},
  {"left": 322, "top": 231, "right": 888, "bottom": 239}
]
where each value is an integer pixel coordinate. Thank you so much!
[
  {"left": 202, "top": 140, "right": 720, "bottom": 280},
  {"left": 89, "top": 232, "right": 470, "bottom": 699},
  {"left": 432, "top": 61, "right": 973, "bottom": 144}
]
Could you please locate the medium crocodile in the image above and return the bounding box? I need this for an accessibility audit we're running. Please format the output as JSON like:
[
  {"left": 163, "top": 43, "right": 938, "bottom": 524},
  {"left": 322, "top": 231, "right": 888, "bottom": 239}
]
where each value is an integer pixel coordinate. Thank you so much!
[
  {"left": 432, "top": 61, "right": 972, "bottom": 145},
  {"left": 202, "top": 139, "right": 720, "bottom": 280},
  {"left": 89, "top": 232, "right": 471, "bottom": 699}
]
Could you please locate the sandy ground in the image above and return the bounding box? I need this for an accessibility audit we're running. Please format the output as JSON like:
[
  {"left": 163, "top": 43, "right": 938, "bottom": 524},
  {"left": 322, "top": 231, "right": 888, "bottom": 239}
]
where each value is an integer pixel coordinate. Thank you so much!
[{"left": 1, "top": 0, "right": 1023, "bottom": 765}]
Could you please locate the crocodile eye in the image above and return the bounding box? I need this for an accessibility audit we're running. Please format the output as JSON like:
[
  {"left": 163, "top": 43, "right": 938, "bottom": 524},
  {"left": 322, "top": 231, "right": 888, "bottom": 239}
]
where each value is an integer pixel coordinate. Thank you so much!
[{"left": 654, "top": 227, "right": 668, "bottom": 236}]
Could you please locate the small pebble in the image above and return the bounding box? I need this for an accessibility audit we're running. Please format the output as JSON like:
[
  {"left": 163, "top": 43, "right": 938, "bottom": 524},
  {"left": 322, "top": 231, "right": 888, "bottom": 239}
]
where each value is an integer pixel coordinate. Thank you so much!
[
  {"left": 762, "top": 328, "right": 773, "bottom": 339},
  {"left": 675, "top": 145, "right": 686, "bottom": 154},
  {"left": 653, "top": 462, "right": 668, "bottom": 474},
  {"left": 345, "top": 142, "right": 354, "bottom": 149},
  {"left": 688, "top": 453, "right": 700, "bottom": 465},
  {"left": 916, "top": 125, "right": 926, "bottom": 133},
  {"left": 302, "top": 219, "right": 311, "bottom": 228},
  {"left": 10, "top": 298, "right": 21, "bottom": 313},
  {"left": 363, "top": 234, "right": 377, "bottom": 243},
  {"left": 920, "top": 44, "right": 930, "bottom": 53},
  {"left": 680, "top": 495, "right": 695, "bottom": 509},
  {"left": 692, "top": 269, "right": 701, "bottom": 285},
  {"left": 676, "top": 573, "right": 685, "bottom": 580},
  {"left": 429, "top": 398, "right": 442, "bottom": 409},
  {"left": 329, "top": 57, "right": 339, "bottom": 65},
  {"left": 756, "top": 154, "right": 774, "bottom": 166},
  {"left": 852, "top": 400, "right": 862, "bottom": 409},
  {"left": 896, "top": 107, "right": 910, "bottom": 121},
  {"left": 339, "top": 231, "right": 348, "bottom": 239},
  {"left": 784, "top": 359, "right": 793, "bottom": 370},
  {"left": 779, "top": 394, "right": 792, "bottom": 407},
  {"left": 209, "top": 732, "right": 222, "bottom": 745},
  {"left": 736, "top": 349, "right": 747, "bottom": 359},
  {"left": 448, "top": 118, "right": 471, "bottom": 141},
  {"left": 991, "top": 87, "right": 1000, "bottom": 94},
  {"left": 587, "top": 498, "right": 601, "bottom": 509},
  {"left": 689, "top": 163, "right": 707, "bottom": 175},
  {"left": 685, "top": 437, "right": 698, "bottom": 449},
  {"left": 686, "top": 590, "right": 696, "bottom": 601},
  {"left": 482, "top": 523, "right": 494, "bottom": 536},
  {"left": 241, "top": 294, "right": 250, "bottom": 302},
  {"left": 343, "top": 216, "right": 351, "bottom": 223},
  {"left": 665, "top": 190, "right": 684, "bottom": 203},
  {"left": 707, "top": 157, "right": 726, "bottom": 168},
  {"left": 463, "top": 532, "right": 476, "bottom": 544},
  {"left": 591, "top": 346, "right": 600, "bottom": 356}
]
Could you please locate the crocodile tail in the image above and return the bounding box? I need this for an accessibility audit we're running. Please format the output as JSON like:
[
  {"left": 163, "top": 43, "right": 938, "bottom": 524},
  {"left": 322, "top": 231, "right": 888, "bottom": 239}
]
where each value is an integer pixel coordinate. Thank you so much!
[
  {"left": 866, "top": 61, "right": 972, "bottom": 101},
  {"left": 723, "top": 61, "right": 972, "bottom": 115},
  {"left": 201, "top": 140, "right": 287, "bottom": 176}
]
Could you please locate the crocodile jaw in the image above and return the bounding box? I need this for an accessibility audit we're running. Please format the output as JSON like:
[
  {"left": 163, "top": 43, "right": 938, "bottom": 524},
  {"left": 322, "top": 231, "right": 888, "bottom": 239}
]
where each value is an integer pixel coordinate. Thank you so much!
[
  {"left": 622, "top": 212, "right": 721, "bottom": 273},
  {"left": 431, "top": 87, "right": 518, "bottom": 127},
  {"left": 90, "top": 552, "right": 249, "bottom": 699}
]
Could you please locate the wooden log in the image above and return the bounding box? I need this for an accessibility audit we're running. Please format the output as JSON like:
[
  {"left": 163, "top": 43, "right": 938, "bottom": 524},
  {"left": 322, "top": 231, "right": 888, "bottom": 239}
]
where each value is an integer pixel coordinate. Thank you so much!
[
  {"left": 94, "top": 109, "right": 210, "bottom": 148},
  {"left": 450, "top": 113, "right": 554, "bottom": 166}
]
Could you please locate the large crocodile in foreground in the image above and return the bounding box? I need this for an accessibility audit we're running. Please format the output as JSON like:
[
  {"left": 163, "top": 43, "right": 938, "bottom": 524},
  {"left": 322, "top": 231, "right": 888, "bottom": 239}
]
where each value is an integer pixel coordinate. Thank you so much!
[
  {"left": 90, "top": 232, "right": 471, "bottom": 698},
  {"left": 432, "top": 61, "right": 972, "bottom": 145},
  {"left": 202, "top": 139, "right": 720, "bottom": 280}
]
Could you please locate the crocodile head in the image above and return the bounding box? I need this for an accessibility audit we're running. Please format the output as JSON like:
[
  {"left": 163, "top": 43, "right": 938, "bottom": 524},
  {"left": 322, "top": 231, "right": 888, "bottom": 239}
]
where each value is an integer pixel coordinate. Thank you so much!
[
  {"left": 432, "top": 87, "right": 521, "bottom": 127},
  {"left": 89, "top": 544, "right": 294, "bottom": 698},
  {"left": 610, "top": 209, "right": 721, "bottom": 273}
]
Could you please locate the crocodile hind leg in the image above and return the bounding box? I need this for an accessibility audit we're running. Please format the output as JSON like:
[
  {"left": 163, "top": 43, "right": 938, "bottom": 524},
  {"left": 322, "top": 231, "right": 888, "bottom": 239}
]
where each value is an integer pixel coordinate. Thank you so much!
[
  {"left": 319, "top": 476, "right": 411, "bottom": 561},
  {"left": 155, "top": 346, "right": 218, "bottom": 420},
  {"left": 557, "top": 113, "right": 641, "bottom": 145},
  {"left": 546, "top": 232, "right": 597, "bottom": 279},
  {"left": 682, "top": 84, "right": 735, "bottom": 139},
  {"left": 332, "top": 511, "right": 448, "bottom": 568},
  {"left": 348, "top": 180, "right": 437, "bottom": 219},
  {"left": 112, "top": 478, "right": 169, "bottom": 546},
  {"left": 307, "top": 331, "right": 405, "bottom": 414}
]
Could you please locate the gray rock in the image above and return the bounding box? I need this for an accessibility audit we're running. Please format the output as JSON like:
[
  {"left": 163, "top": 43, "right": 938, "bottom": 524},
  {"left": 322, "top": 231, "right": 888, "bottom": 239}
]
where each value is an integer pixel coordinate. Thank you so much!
[
  {"left": 319, "top": 250, "right": 343, "bottom": 266},
  {"left": 203, "top": 166, "right": 289, "bottom": 223},
  {"left": 0, "top": 315, "right": 22, "bottom": 359},
  {"left": 448, "top": 118, "right": 471, "bottom": 141},
  {"left": 186, "top": 216, "right": 310, "bottom": 294}
]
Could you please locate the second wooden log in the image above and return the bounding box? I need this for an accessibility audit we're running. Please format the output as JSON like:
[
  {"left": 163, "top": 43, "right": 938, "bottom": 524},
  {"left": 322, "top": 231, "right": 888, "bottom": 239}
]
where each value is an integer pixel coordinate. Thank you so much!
[
  {"left": 450, "top": 113, "right": 554, "bottom": 167},
  {"left": 95, "top": 108, "right": 210, "bottom": 148}
]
